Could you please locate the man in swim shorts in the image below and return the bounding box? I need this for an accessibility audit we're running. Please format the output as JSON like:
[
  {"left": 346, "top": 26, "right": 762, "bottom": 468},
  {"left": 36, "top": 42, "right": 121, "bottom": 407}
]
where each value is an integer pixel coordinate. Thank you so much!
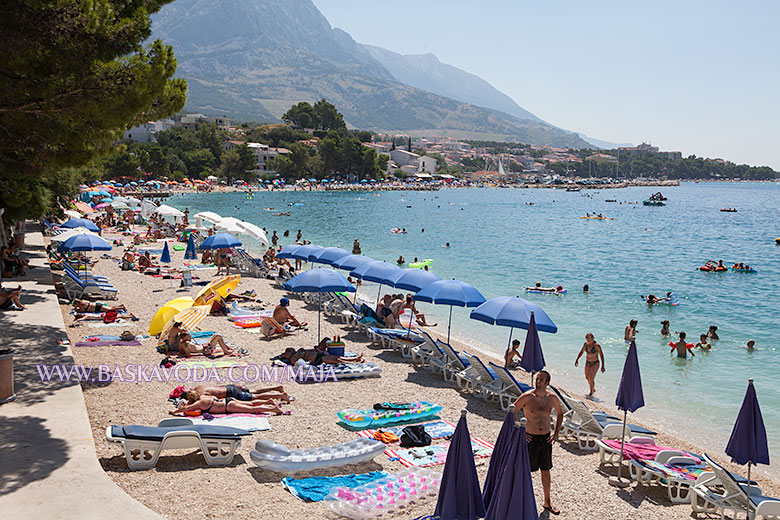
[
  {"left": 514, "top": 370, "right": 563, "bottom": 515},
  {"left": 504, "top": 339, "right": 522, "bottom": 368},
  {"left": 194, "top": 384, "right": 291, "bottom": 403}
]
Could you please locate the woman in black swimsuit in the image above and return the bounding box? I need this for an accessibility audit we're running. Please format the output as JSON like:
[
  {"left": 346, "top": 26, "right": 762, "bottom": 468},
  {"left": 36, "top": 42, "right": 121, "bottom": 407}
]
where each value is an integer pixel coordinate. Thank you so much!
[
  {"left": 169, "top": 390, "right": 285, "bottom": 415},
  {"left": 574, "top": 333, "right": 605, "bottom": 397}
]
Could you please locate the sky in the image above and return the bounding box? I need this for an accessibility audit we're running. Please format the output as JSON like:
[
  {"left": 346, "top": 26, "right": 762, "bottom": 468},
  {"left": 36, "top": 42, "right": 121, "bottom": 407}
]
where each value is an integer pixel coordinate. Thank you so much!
[{"left": 313, "top": 0, "right": 780, "bottom": 169}]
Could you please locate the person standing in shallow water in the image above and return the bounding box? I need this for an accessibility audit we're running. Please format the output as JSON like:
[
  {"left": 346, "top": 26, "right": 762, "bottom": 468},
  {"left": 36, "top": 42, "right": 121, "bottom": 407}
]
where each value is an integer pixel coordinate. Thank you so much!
[
  {"left": 574, "top": 333, "right": 605, "bottom": 397},
  {"left": 352, "top": 239, "right": 361, "bottom": 255},
  {"left": 660, "top": 320, "right": 670, "bottom": 336}
]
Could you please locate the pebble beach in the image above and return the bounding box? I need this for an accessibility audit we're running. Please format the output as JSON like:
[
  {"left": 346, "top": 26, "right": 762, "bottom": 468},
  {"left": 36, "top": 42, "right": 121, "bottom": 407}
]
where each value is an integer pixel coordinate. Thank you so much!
[{"left": 58, "top": 226, "right": 780, "bottom": 520}]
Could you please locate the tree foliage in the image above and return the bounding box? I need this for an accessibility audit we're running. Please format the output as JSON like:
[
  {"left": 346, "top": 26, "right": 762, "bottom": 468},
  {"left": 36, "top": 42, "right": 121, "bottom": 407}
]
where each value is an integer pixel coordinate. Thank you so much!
[
  {"left": 282, "top": 99, "right": 346, "bottom": 131},
  {"left": 0, "top": 0, "right": 187, "bottom": 221}
]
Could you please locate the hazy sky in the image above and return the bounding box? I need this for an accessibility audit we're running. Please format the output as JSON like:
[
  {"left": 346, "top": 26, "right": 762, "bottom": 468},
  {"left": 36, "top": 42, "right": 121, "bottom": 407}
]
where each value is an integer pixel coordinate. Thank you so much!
[{"left": 313, "top": 0, "right": 779, "bottom": 169}]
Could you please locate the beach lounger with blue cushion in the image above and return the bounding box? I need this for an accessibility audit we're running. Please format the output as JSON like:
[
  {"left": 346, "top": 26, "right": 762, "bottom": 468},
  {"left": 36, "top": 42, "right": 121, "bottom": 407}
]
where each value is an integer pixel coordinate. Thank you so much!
[
  {"left": 106, "top": 418, "right": 250, "bottom": 470},
  {"left": 691, "top": 454, "right": 779, "bottom": 518},
  {"left": 488, "top": 362, "right": 533, "bottom": 412},
  {"left": 63, "top": 270, "right": 119, "bottom": 300},
  {"left": 435, "top": 341, "right": 472, "bottom": 382},
  {"left": 562, "top": 400, "right": 656, "bottom": 450},
  {"left": 62, "top": 261, "right": 110, "bottom": 283}
]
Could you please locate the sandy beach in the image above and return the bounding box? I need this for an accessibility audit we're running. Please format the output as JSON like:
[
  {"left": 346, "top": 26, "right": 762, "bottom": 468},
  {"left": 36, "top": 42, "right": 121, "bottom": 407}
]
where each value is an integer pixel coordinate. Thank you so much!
[{"left": 57, "top": 227, "right": 779, "bottom": 520}]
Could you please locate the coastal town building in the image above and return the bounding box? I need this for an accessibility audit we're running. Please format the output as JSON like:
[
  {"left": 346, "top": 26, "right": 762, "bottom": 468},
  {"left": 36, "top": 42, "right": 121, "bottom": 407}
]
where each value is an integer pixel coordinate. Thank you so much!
[
  {"left": 123, "top": 119, "right": 174, "bottom": 143},
  {"left": 245, "top": 142, "right": 291, "bottom": 173}
]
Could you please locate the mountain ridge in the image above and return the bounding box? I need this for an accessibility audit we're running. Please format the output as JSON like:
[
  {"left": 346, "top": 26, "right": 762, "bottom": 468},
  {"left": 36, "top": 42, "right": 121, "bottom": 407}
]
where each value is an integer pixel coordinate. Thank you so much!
[{"left": 151, "top": 0, "right": 591, "bottom": 148}]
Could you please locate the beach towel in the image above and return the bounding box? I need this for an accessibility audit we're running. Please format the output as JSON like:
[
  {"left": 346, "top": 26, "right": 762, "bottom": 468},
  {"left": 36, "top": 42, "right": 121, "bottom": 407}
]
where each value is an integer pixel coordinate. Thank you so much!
[
  {"left": 385, "top": 438, "right": 494, "bottom": 467},
  {"left": 86, "top": 320, "right": 128, "bottom": 328},
  {"left": 75, "top": 340, "right": 142, "bottom": 347},
  {"left": 356, "top": 420, "right": 456, "bottom": 444},
  {"left": 601, "top": 439, "right": 700, "bottom": 462},
  {"left": 186, "top": 415, "right": 270, "bottom": 432},
  {"left": 281, "top": 472, "right": 388, "bottom": 502},
  {"left": 84, "top": 334, "right": 148, "bottom": 341},
  {"left": 638, "top": 460, "right": 710, "bottom": 482}
]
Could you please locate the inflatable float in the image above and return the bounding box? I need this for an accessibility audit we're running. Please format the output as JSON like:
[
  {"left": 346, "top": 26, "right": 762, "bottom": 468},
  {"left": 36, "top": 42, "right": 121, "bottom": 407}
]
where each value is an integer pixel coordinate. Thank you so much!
[
  {"left": 644, "top": 293, "right": 679, "bottom": 306},
  {"left": 327, "top": 468, "right": 442, "bottom": 519},
  {"left": 699, "top": 265, "right": 727, "bottom": 272},
  {"left": 250, "top": 438, "right": 385, "bottom": 475},
  {"left": 525, "top": 288, "right": 567, "bottom": 294},
  {"left": 390, "top": 228, "right": 407, "bottom": 234},
  {"left": 409, "top": 259, "right": 433, "bottom": 269},
  {"left": 776, "top": 238, "right": 780, "bottom": 245},
  {"left": 643, "top": 200, "right": 666, "bottom": 206},
  {"left": 730, "top": 267, "right": 758, "bottom": 273},
  {"left": 669, "top": 341, "right": 695, "bottom": 351},
  {"left": 337, "top": 401, "right": 442, "bottom": 429}
]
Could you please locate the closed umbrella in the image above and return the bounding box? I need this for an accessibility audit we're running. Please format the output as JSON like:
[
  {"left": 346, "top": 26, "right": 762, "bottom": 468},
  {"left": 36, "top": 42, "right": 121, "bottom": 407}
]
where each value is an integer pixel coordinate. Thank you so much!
[
  {"left": 482, "top": 412, "right": 517, "bottom": 507},
  {"left": 484, "top": 418, "right": 538, "bottom": 520},
  {"left": 184, "top": 234, "right": 197, "bottom": 260},
  {"left": 470, "top": 296, "right": 557, "bottom": 374},
  {"left": 519, "top": 313, "right": 546, "bottom": 384},
  {"left": 414, "top": 279, "right": 486, "bottom": 344},
  {"left": 199, "top": 233, "right": 242, "bottom": 250},
  {"left": 61, "top": 218, "right": 99, "bottom": 232},
  {"left": 610, "top": 340, "right": 645, "bottom": 487},
  {"left": 433, "top": 410, "right": 485, "bottom": 520},
  {"left": 282, "top": 268, "right": 355, "bottom": 342},
  {"left": 310, "top": 247, "right": 350, "bottom": 266},
  {"left": 160, "top": 241, "right": 171, "bottom": 264},
  {"left": 725, "top": 379, "right": 769, "bottom": 500}
]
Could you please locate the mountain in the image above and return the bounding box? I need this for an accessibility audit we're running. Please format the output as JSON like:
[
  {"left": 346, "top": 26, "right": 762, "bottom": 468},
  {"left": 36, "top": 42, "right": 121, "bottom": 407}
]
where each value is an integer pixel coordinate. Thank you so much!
[
  {"left": 362, "top": 45, "right": 544, "bottom": 123},
  {"left": 151, "top": 0, "right": 591, "bottom": 148}
]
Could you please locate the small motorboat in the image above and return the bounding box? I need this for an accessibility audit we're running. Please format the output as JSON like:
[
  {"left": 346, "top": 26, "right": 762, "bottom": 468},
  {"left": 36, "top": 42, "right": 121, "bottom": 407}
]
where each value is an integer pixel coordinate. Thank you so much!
[{"left": 720, "top": 208, "right": 737, "bottom": 212}]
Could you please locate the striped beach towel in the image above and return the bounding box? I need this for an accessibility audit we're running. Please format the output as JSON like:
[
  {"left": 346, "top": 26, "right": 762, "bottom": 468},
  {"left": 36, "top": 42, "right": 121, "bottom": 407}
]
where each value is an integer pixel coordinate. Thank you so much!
[{"left": 385, "top": 438, "right": 494, "bottom": 467}]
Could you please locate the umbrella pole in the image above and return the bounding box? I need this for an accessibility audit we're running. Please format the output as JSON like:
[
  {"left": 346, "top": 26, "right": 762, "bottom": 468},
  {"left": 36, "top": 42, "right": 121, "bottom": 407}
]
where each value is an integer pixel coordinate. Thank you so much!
[
  {"left": 318, "top": 292, "right": 322, "bottom": 343},
  {"left": 376, "top": 284, "right": 381, "bottom": 307},
  {"left": 747, "top": 464, "right": 752, "bottom": 507},
  {"left": 609, "top": 410, "right": 630, "bottom": 487},
  {"left": 506, "top": 327, "right": 514, "bottom": 358},
  {"left": 447, "top": 306, "right": 453, "bottom": 345}
]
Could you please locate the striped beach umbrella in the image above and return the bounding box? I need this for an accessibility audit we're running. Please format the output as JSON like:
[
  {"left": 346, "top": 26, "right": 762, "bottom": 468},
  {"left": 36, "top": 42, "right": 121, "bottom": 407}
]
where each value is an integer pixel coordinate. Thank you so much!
[{"left": 157, "top": 305, "right": 211, "bottom": 349}]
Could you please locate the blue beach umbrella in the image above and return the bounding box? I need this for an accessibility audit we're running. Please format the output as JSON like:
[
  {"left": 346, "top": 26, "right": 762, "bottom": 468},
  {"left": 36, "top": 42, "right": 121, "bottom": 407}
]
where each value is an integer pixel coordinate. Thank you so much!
[
  {"left": 389, "top": 268, "right": 442, "bottom": 292},
  {"left": 351, "top": 261, "right": 402, "bottom": 306},
  {"left": 310, "top": 247, "right": 350, "bottom": 266},
  {"left": 61, "top": 218, "right": 99, "bottom": 232},
  {"left": 519, "top": 313, "right": 546, "bottom": 379},
  {"left": 289, "top": 244, "right": 324, "bottom": 261},
  {"left": 160, "top": 241, "right": 171, "bottom": 264},
  {"left": 184, "top": 234, "right": 197, "bottom": 260},
  {"left": 482, "top": 411, "right": 517, "bottom": 507},
  {"left": 471, "top": 296, "right": 557, "bottom": 367},
  {"left": 282, "top": 268, "right": 355, "bottom": 342},
  {"left": 59, "top": 234, "right": 112, "bottom": 280},
  {"left": 611, "top": 340, "right": 645, "bottom": 486},
  {"left": 332, "top": 254, "right": 375, "bottom": 271},
  {"left": 433, "top": 411, "right": 485, "bottom": 520},
  {"left": 725, "top": 379, "right": 769, "bottom": 499},
  {"left": 414, "top": 279, "right": 486, "bottom": 344},
  {"left": 276, "top": 244, "right": 303, "bottom": 259},
  {"left": 484, "top": 419, "right": 538, "bottom": 520},
  {"left": 199, "top": 233, "right": 242, "bottom": 250}
]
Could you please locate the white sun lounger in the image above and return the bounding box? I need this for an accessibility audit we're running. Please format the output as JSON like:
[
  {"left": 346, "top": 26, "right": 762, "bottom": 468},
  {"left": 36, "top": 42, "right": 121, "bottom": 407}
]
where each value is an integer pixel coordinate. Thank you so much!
[
  {"left": 630, "top": 455, "right": 709, "bottom": 504},
  {"left": 594, "top": 436, "right": 660, "bottom": 465},
  {"left": 456, "top": 354, "right": 504, "bottom": 401},
  {"left": 106, "top": 418, "right": 250, "bottom": 470},
  {"left": 487, "top": 362, "right": 534, "bottom": 412},
  {"left": 691, "top": 454, "right": 778, "bottom": 518},
  {"left": 562, "top": 400, "right": 656, "bottom": 451},
  {"left": 435, "top": 341, "right": 472, "bottom": 382}
]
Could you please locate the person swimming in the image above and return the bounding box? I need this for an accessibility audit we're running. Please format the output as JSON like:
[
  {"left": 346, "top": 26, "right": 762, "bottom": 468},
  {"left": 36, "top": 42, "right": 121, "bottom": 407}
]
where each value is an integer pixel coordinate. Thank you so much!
[{"left": 660, "top": 320, "right": 670, "bottom": 336}]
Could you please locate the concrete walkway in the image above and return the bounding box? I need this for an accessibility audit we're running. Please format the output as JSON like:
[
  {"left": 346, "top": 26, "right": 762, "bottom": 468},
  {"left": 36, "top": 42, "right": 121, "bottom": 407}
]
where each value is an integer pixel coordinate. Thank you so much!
[{"left": 0, "top": 226, "right": 159, "bottom": 519}]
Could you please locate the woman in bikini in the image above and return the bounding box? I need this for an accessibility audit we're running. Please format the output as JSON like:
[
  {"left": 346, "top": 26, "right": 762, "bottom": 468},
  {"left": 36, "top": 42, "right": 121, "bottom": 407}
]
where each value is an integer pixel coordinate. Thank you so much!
[
  {"left": 72, "top": 299, "right": 126, "bottom": 313},
  {"left": 169, "top": 390, "right": 285, "bottom": 415},
  {"left": 574, "top": 333, "right": 605, "bottom": 397},
  {"left": 279, "top": 347, "right": 364, "bottom": 365}
]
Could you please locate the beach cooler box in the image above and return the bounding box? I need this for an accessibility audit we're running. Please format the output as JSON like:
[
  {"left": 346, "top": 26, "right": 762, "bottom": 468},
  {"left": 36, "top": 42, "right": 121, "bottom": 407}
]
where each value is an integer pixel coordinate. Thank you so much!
[{"left": 327, "top": 342, "right": 345, "bottom": 356}]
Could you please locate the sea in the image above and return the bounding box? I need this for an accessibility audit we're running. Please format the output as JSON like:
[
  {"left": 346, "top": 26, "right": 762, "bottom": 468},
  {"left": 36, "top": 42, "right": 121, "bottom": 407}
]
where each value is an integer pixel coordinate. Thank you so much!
[{"left": 168, "top": 182, "right": 780, "bottom": 476}]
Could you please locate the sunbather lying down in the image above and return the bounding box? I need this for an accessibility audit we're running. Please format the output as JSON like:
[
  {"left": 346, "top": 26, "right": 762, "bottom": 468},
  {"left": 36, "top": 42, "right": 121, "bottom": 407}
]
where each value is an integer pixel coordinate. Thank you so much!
[
  {"left": 193, "top": 384, "right": 292, "bottom": 403},
  {"left": 167, "top": 323, "right": 237, "bottom": 358},
  {"left": 74, "top": 312, "right": 137, "bottom": 322},
  {"left": 278, "top": 347, "right": 364, "bottom": 365},
  {"left": 72, "top": 299, "right": 126, "bottom": 313},
  {"left": 169, "top": 390, "right": 286, "bottom": 416}
]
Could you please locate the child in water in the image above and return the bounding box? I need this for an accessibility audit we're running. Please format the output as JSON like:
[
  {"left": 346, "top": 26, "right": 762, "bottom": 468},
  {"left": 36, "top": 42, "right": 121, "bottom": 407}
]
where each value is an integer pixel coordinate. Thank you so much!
[
  {"left": 660, "top": 320, "right": 670, "bottom": 336},
  {"left": 695, "top": 334, "right": 711, "bottom": 351}
]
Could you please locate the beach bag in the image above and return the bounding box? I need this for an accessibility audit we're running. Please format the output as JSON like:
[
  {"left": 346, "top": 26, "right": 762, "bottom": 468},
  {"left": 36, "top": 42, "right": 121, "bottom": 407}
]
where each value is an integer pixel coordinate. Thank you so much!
[
  {"left": 400, "top": 425, "right": 431, "bottom": 448},
  {"left": 103, "top": 308, "right": 118, "bottom": 323}
]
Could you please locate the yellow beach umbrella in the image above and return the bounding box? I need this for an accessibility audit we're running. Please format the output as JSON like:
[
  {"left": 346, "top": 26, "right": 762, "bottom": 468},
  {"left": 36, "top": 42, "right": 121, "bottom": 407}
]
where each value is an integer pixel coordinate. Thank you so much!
[
  {"left": 193, "top": 274, "right": 241, "bottom": 306},
  {"left": 157, "top": 305, "right": 211, "bottom": 350},
  {"left": 149, "top": 297, "right": 194, "bottom": 335}
]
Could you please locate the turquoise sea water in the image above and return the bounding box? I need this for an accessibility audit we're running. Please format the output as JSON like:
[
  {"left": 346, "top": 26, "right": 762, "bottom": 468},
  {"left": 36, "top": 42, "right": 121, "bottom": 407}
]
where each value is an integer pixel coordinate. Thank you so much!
[{"left": 170, "top": 182, "right": 780, "bottom": 473}]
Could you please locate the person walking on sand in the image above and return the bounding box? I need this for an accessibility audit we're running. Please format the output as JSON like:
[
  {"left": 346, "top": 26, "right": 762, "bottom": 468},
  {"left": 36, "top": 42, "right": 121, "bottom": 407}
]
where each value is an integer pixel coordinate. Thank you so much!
[
  {"left": 625, "top": 319, "right": 638, "bottom": 344},
  {"left": 514, "top": 371, "right": 563, "bottom": 516},
  {"left": 574, "top": 333, "right": 605, "bottom": 396}
]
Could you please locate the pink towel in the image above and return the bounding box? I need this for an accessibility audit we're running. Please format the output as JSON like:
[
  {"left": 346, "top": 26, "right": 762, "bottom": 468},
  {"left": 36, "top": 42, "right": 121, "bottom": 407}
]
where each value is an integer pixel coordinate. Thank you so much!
[{"left": 602, "top": 440, "right": 700, "bottom": 463}]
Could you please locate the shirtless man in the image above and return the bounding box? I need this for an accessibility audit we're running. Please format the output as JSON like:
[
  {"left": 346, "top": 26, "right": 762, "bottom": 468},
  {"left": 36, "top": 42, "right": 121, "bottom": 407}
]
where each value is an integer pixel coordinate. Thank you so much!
[
  {"left": 273, "top": 298, "right": 307, "bottom": 327},
  {"left": 624, "top": 320, "right": 638, "bottom": 343},
  {"left": 194, "top": 384, "right": 291, "bottom": 403},
  {"left": 514, "top": 371, "right": 563, "bottom": 515},
  {"left": 504, "top": 339, "right": 522, "bottom": 368}
]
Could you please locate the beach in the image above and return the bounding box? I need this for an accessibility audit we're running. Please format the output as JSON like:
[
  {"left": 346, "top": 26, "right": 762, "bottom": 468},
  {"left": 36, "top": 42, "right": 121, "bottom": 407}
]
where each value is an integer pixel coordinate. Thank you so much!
[{"left": 57, "top": 222, "right": 780, "bottom": 519}]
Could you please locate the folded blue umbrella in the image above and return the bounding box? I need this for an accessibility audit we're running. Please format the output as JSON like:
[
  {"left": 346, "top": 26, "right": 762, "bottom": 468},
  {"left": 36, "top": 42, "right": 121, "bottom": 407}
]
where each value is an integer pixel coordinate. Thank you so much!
[
  {"left": 519, "top": 313, "right": 546, "bottom": 375},
  {"left": 485, "top": 422, "right": 538, "bottom": 520},
  {"left": 725, "top": 379, "right": 769, "bottom": 498},
  {"left": 184, "top": 234, "right": 197, "bottom": 260},
  {"left": 433, "top": 413, "right": 485, "bottom": 520},
  {"left": 160, "top": 241, "right": 171, "bottom": 263},
  {"left": 482, "top": 411, "right": 517, "bottom": 507}
]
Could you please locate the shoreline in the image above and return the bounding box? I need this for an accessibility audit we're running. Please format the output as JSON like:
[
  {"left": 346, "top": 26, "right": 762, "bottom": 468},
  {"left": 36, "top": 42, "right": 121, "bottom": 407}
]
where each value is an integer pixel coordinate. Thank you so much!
[{"left": 50, "top": 222, "right": 780, "bottom": 519}]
